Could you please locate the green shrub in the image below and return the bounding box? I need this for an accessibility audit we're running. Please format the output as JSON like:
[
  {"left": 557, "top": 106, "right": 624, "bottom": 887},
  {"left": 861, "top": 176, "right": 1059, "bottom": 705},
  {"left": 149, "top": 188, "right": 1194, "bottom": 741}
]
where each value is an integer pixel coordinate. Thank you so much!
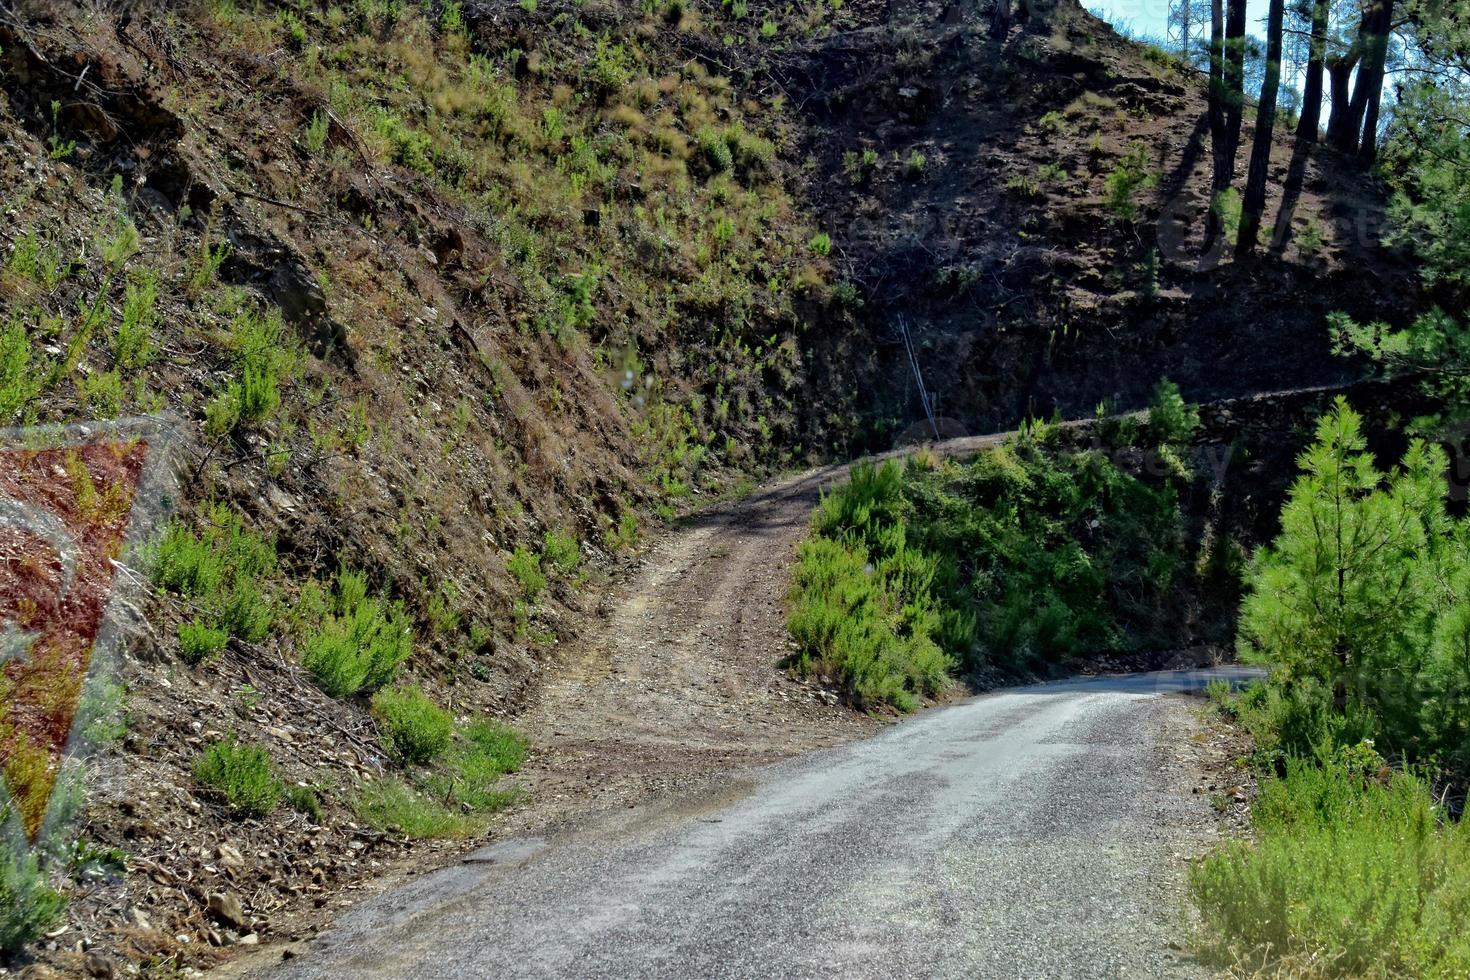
[
  {"left": 1191, "top": 756, "right": 1470, "bottom": 976},
  {"left": 205, "top": 308, "right": 295, "bottom": 437},
  {"left": 286, "top": 784, "right": 323, "bottom": 822},
  {"left": 542, "top": 530, "right": 581, "bottom": 576},
  {"left": 1145, "top": 377, "right": 1199, "bottom": 446},
  {"left": 1104, "top": 142, "right": 1158, "bottom": 220},
  {"left": 304, "top": 109, "right": 330, "bottom": 155},
  {"left": 301, "top": 569, "right": 413, "bottom": 697},
  {"left": 153, "top": 506, "right": 276, "bottom": 658},
  {"left": 808, "top": 232, "right": 832, "bottom": 256},
  {"left": 789, "top": 428, "right": 1189, "bottom": 708},
  {"left": 696, "top": 125, "right": 734, "bottom": 174},
  {"left": 178, "top": 619, "right": 229, "bottom": 665},
  {"left": 372, "top": 685, "right": 454, "bottom": 764},
  {"left": 115, "top": 273, "right": 157, "bottom": 369},
  {"left": 0, "top": 319, "right": 48, "bottom": 424},
  {"left": 194, "top": 736, "right": 282, "bottom": 818},
  {"left": 427, "top": 719, "right": 528, "bottom": 812},
  {"left": 604, "top": 510, "right": 639, "bottom": 552},
  {"left": 905, "top": 150, "right": 927, "bottom": 177},
  {"left": 0, "top": 833, "right": 66, "bottom": 955},
  {"left": 506, "top": 546, "right": 546, "bottom": 598}
]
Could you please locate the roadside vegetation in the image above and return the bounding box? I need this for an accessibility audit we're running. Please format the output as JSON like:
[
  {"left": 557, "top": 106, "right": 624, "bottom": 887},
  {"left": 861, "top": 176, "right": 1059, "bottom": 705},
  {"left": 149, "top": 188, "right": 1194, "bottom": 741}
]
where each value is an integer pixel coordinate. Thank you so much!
[
  {"left": 1184, "top": 0, "right": 1470, "bottom": 961},
  {"left": 1192, "top": 401, "right": 1470, "bottom": 975},
  {"left": 787, "top": 381, "right": 1201, "bottom": 710}
]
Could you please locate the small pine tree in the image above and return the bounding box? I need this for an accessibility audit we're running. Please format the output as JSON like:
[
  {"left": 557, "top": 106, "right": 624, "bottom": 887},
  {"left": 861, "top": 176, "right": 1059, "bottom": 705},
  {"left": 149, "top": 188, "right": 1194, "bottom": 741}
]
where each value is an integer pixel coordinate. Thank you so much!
[{"left": 1238, "top": 399, "right": 1446, "bottom": 732}]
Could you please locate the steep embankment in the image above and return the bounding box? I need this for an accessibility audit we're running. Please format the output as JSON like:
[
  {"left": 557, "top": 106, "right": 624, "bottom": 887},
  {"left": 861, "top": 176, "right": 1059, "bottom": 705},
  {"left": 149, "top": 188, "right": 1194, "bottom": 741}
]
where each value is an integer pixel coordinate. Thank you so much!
[
  {"left": 774, "top": 0, "right": 1415, "bottom": 437},
  {"left": 0, "top": 0, "right": 1418, "bottom": 973}
]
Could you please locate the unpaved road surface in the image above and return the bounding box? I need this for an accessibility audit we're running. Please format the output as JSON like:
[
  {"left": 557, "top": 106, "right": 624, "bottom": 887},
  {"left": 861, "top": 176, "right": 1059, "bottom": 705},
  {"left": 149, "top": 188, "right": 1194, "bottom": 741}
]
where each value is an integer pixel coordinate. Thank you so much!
[
  {"left": 492, "top": 431, "right": 1019, "bottom": 835},
  {"left": 259, "top": 668, "right": 1251, "bottom": 979}
]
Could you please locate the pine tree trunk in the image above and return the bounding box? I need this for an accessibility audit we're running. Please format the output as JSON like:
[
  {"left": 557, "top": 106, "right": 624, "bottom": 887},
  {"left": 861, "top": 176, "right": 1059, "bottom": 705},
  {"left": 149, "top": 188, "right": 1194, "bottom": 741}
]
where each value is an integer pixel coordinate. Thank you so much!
[
  {"left": 1204, "top": 0, "right": 1227, "bottom": 245},
  {"left": 1296, "top": 0, "right": 1329, "bottom": 141},
  {"left": 1354, "top": 0, "right": 1395, "bottom": 161},
  {"left": 1237, "top": 0, "right": 1285, "bottom": 256},
  {"left": 1221, "top": 0, "right": 1248, "bottom": 180}
]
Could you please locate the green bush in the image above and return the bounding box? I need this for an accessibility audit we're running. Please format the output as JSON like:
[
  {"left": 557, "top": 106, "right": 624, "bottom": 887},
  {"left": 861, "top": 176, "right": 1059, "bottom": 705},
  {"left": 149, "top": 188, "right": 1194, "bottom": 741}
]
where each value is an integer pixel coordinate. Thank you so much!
[
  {"left": 1191, "top": 755, "right": 1470, "bottom": 976},
  {"left": 286, "top": 784, "right": 323, "bottom": 822},
  {"left": 178, "top": 619, "right": 229, "bottom": 665},
  {"left": 0, "top": 319, "right": 49, "bottom": 425},
  {"left": 301, "top": 569, "right": 413, "bottom": 697},
  {"left": 1104, "top": 142, "right": 1158, "bottom": 220},
  {"left": 426, "top": 719, "right": 528, "bottom": 811},
  {"left": 541, "top": 530, "right": 581, "bottom": 576},
  {"left": 506, "top": 546, "right": 546, "bottom": 598},
  {"left": 0, "top": 833, "right": 66, "bottom": 955},
  {"left": 153, "top": 506, "right": 276, "bottom": 660},
  {"left": 194, "top": 736, "right": 283, "bottom": 818},
  {"left": 788, "top": 425, "right": 1189, "bottom": 709},
  {"left": 1145, "top": 377, "right": 1199, "bottom": 446},
  {"left": 372, "top": 685, "right": 454, "bottom": 764},
  {"left": 204, "top": 309, "right": 295, "bottom": 438}
]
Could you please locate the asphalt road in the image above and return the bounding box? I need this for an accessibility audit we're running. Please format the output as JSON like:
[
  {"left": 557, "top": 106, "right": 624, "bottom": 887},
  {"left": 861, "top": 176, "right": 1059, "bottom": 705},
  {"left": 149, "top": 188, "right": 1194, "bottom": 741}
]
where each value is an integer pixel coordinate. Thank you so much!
[{"left": 256, "top": 668, "right": 1255, "bottom": 980}]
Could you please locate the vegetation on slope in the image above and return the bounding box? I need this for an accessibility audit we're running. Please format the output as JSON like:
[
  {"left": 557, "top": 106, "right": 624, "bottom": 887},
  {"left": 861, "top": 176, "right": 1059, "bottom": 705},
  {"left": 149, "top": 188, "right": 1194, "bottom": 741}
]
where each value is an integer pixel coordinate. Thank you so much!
[{"left": 787, "top": 381, "right": 1206, "bottom": 710}]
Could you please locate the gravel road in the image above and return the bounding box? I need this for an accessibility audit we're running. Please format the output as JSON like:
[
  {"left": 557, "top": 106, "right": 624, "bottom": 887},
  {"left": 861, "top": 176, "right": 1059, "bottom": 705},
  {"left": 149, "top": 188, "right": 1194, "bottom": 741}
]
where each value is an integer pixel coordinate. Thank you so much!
[{"left": 257, "top": 668, "right": 1254, "bottom": 980}]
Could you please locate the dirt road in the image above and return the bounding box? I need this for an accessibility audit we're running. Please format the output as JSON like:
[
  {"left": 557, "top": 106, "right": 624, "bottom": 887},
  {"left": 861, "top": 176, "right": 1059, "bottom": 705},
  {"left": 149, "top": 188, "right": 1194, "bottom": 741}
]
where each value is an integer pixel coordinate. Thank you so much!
[{"left": 494, "top": 432, "right": 1017, "bottom": 837}]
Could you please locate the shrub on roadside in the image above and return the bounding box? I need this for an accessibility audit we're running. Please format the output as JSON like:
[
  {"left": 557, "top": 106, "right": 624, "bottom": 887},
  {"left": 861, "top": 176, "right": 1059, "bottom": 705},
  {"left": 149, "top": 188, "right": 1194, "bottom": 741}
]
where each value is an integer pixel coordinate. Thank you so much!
[
  {"left": 1191, "top": 753, "right": 1470, "bottom": 976},
  {"left": 788, "top": 420, "right": 1190, "bottom": 710},
  {"left": 300, "top": 569, "right": 413, "bottom": 697},
  {"left": 194, "top": 736, "right": 283, "bottom": 818},
  {"left": 0, "top": 831, "right": 65, "bottom": 956},
  {"left": 372, "top": 685, "right": 454, "bottom": 764}
]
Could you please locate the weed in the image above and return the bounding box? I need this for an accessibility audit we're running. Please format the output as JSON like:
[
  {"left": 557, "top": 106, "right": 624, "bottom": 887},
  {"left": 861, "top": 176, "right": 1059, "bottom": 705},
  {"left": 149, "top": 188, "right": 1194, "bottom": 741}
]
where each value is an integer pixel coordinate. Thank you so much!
[
  {"left": 46, "top": 101, "right": 76, "bottom": 160},
  {"left": 808, "top": 232, "right": 832, "bottom": 256},
  {"left": 354, "top": 778, "right": 481, "bottom": 838},
  {"left": 286, "top": 785, "right": 323, "bottom": 822},
  {"left": 305, "top": 109, "right": 330, "bottom": 155},
  {"left": 841, "top": 147, "right": 878, "bottom": 184},
  {"left": 905, "top": 150, "right": 927, "bottom": 178},
  {"left": 186, "top": 240, "right": 231, "bottom": 295},
  {"left": 194, "top": 735, "right": 283, "bottom": 818},
  {"left": 0, "top": 831, "right": 65, "bottom": 955},
  {"left": 115, "top": 273, "right": 158, "bottom": 368},
  {"left": 1191, "top": 756, "right": 1470, "bottom": 975},
  {"left": 1104, "top": 142, "right": 1158, "bottom": 220},
  {"left": 178, "top": 619, "right": 229, "bottom": 665},
  {"left": 372, "top": 685, "right": 454, "bottom": 764},
  {"left": 300, "top": 568, "right": 413, "bottom": 697},
  {"left": 153, "top": 506, "right": 277, "bottom": 653},
  {"left": 1211, "top": 187, "right": 1243, "bottom": 242},
  {"left": 506, "top": 546, "right": 546, "bottom": 598},
  {"left": 603, "top": 510, "right": 640, "bottom": 552},
  {"left": 541, "top": 530, "right": 581, "bottom": 576},
  {"left": 0, "top": 320, "right": 48, "bottom": 424},
  {"left": 426, "top": 581, "right": 461, "bottom": 637},
  {"left": 205, "top": 308, "right": 294, "bottom": 437}
]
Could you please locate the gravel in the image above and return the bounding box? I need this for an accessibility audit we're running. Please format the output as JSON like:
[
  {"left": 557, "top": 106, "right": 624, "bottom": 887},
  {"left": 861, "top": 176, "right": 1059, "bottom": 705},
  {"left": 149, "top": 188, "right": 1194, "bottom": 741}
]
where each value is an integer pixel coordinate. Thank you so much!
[{"left": 254, "top": 668, "right": 1257, "bottom": 980}]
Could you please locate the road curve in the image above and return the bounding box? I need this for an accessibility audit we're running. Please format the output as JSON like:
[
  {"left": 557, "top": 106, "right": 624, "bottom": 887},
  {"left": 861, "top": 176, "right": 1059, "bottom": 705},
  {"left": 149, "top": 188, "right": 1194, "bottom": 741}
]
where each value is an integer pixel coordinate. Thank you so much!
[{"left": 257, "top": 668, "right": 1256, "bottom": 980}]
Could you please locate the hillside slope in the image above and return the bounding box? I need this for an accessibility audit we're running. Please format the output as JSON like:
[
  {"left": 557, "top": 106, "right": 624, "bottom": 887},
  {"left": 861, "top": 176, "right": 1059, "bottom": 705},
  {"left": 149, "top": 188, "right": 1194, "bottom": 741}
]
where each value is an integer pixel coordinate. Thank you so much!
[{"left": 0, "top": 0, "right": 1418, "bottom": 973}]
